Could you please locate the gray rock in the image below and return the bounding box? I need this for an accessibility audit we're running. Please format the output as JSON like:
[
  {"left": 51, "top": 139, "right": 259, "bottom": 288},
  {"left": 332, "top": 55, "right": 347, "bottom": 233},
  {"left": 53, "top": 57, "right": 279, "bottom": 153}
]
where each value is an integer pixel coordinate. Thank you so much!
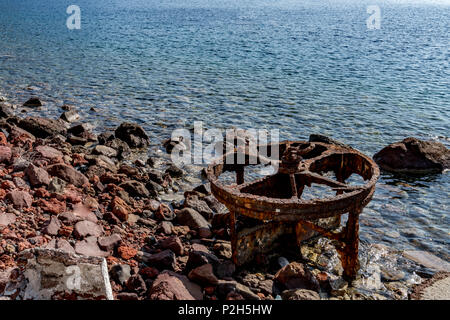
[
  {"left": 10, "top": 248, "right": 113, "bottom": 300},
  {"left": 403, "top": 251, "right": 450, "bottom": 272},
  {"left": 98, "top": 234, "right": 122, "bottom": 252},
  {"left": 216, "top": 280, "right": 260, "bottom": 300},
  {"left": 110, "top": 264, "right": 131, "bottom": 286},
  {"left": 176, "top": 208, "right": 211, "bottom": 231},
  {"left": 92, "top": 145, "right": 118, "bottom": 158},
  {"left": 60, "top": 110, "right": 80, "bottom": 123},
  {"left": 136, "top": 249, "right": 177, "bottom": 271}
]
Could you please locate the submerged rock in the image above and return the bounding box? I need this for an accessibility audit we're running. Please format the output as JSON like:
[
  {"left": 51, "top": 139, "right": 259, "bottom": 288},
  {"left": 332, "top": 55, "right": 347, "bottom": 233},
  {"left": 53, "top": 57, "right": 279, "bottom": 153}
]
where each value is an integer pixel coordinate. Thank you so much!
[
  {"left": 23, "top": 97, "right": 43, "bottom": 107},
  {"left": 115, "top": 122, "right": 149, "bottom": 149}
]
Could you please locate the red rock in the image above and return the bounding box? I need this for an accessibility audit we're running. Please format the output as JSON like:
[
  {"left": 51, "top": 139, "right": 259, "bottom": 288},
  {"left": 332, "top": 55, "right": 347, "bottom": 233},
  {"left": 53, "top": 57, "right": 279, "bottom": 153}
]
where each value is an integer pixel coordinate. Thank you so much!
[
  {"left": 17, "top": 241, "right": 32, "bottom": 252},
  {"left": 126, "top": 274, "right": 147, "bottom": 294},
  {"left": 58, "top": 211, "right": 81, "bottom": 225},
  {"left": 274, "top": 262, "right": 320, "bottom": 291},
  {"left": 46, "top": 163, "right": 88, "bottom": 187},
  {"left": 72, "top": 203, "right": 98, "bottom": 223},
  {"left": 73, "top": 220, "right": 103, "bottom": 239},
  {"left": 0, "top": 146, "right": 11, "bottom": 163},
  {"left": 63, "top": 187, "right": 83, "bottom": 203},
  {"left": 35, "top": 145, "right": 63, "bottom": 161},
  {"left": 6, "top": 190, "right": 33, "bottom": 208},
  {"left": 24, "top": 164, "right": 50, "bottom": 187},
  {"left": 204, "top": 286, "right": 215, "bottom": 295},
  {"left": 74, "top": 236, "right": 109, "bottom": 257},
  {"left": 45, "top": 238, "right": 75, "bottom": 254},
  {"left": 42, "top": 216, "right": 61, "bottom": 236},
  {"left": 58, "top": 225, "right": 73, "bottom": 237},
  {"left": 97, "top": 234, "right": 122, "bottom": 251},
  {"left": 0, "top": 132, "right": 7, "bottom": 146},
  {"left": 34, "top": 188, "right": 50, "bottom": 198},
  {"left": 160, "top": 236, "right": 184, "bottom": 256},
  {"left": 188, "top": 263, "right": 219, "bottom": 286},
  {"left": 155, "top": 203, "right": 175, "bottom": 221},
  {"left": 110, "top": 196, "right": 130, "bottom": 221},
  {"left": 116, "top": 292, "right": 139, "bottom": 300},
  {"left": 117, "top": 246, "right": 138, "bottom": 260},
  {"left": 0, "top": 212, "right": 16, "bottom": 227},
  {"left": 198, "top": 228, "right": 212, "bottom": 239},
  {"left": 149, "top": 270, "right": 203, "bottom": 300},
  {"left": 72, "top": 153, "right": 88, "bottom": 166},
  {"left": 191, "top": 243, "right": 209, "bottom": 253},
  {"left": 139, "top": 267, "right": 159, "bottom": 279},
  {"left": 1, "top": 181, "right": 15, "bottom": 190},
  {"left": 37, "top": 198, "right": 66, "bottom": 215}
]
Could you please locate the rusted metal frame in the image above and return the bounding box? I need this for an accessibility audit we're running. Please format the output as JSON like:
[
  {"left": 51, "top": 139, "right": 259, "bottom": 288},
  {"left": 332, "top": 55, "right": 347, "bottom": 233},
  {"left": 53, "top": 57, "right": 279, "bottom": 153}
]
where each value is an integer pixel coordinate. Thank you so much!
[
  {"left": 338, "top": 205, "right": 362, "bottom": 280},
  {"left": 295, "top": 219, "right": 344, "bottom": 243},
  {"left": 207, "top": 140, "right": 379, "bottom": 279}
]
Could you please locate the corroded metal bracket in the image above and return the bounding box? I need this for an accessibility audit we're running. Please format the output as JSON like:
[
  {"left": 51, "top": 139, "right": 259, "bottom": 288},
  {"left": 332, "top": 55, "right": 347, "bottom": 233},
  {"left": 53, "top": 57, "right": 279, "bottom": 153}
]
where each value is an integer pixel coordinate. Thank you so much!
[{"left": 206, "top": 140, "right": 379, "bottom": 279}]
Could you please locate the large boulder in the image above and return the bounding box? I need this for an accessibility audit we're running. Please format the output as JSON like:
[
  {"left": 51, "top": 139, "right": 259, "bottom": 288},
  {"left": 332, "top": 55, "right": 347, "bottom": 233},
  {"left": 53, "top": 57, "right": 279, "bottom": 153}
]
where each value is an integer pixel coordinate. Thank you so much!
[
  {"left": 373, "top": 137, "right": 449, "bottom": 174},
  {"left": 18, "top": 117, "right": 67, "bottom": 138},
  {"left": 115, "top": 122, "right": 149, "bottom": 149}
]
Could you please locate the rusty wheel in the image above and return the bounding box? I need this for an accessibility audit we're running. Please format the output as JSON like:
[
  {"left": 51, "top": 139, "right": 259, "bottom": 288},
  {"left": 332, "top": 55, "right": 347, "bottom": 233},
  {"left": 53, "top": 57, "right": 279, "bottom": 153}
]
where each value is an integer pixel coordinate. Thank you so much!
[{"left": 206, "top": 140, "right": 380, "bottom": 279}]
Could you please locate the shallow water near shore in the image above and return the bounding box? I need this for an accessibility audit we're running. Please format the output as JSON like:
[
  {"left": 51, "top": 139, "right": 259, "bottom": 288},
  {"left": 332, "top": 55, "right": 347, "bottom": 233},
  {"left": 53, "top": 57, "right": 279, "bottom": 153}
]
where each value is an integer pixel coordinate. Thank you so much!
[{"left": 0, "top": 0, "right": 449, "bottom": 267}]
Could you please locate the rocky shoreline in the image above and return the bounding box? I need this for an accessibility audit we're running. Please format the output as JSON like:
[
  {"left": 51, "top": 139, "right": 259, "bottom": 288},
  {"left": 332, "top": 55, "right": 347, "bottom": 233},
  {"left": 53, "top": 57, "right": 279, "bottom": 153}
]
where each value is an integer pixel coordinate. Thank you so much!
[{"left": 0, "top": 96, "right": 448, "bottom": 300}]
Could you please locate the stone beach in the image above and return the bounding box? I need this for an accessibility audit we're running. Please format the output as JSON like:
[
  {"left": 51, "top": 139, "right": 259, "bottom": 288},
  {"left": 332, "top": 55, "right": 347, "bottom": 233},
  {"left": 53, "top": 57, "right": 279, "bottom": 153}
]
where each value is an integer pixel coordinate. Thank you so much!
[{"left": 0, "top": 96, "right": 448, "bottom": 300}]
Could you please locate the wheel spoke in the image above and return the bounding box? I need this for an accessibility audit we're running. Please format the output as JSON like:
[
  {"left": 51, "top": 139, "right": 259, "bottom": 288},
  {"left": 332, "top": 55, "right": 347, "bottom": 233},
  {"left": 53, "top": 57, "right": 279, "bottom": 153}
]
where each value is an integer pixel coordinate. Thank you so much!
[{"left": 300, "top": 171, "right": 349, "bottom": 188}]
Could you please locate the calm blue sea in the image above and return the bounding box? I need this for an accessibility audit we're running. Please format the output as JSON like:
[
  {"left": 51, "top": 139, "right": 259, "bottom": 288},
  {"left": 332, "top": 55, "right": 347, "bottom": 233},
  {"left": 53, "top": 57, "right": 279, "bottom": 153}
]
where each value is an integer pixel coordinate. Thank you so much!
[{"left": 0, "top": 0, "right": 449, "bottom": 261}]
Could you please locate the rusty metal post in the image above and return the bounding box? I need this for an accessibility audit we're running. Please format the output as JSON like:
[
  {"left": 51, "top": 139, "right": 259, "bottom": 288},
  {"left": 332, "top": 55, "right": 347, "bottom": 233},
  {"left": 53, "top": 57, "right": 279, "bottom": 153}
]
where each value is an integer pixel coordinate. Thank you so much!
[
  {"left": 229, "top": 210, "right": 239, "bottom": 265},
  {"left": 340, "top": 206, "right": 361, "bottom": 280}
]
